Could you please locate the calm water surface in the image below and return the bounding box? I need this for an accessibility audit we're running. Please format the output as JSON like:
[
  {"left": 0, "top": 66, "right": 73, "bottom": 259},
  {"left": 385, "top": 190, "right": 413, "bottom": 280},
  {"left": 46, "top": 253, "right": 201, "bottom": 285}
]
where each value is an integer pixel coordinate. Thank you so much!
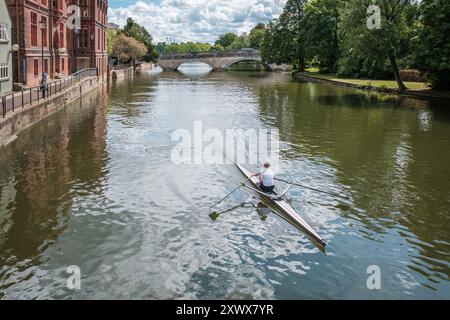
[{"left": 0, "top": 67, "right": 449, "bottom": 299}]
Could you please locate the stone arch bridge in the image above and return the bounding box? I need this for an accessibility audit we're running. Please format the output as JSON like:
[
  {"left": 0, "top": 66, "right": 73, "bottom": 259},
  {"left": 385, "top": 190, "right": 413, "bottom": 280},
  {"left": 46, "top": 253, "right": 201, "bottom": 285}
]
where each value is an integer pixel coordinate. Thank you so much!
[{"left": 157, "top": 49, "right": 273, "bottom": 72}]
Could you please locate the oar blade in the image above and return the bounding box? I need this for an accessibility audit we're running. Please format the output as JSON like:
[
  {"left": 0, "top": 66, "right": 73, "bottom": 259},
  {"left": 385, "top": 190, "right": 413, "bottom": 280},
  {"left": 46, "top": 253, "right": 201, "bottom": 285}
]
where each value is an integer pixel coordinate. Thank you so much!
[{"left": 209, "top": 211, "right": 220, "bottom": 221}]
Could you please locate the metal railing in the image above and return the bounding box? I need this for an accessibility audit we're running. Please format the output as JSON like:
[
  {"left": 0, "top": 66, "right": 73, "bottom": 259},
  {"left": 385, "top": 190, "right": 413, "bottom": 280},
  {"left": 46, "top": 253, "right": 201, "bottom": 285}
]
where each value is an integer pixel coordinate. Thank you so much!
[{"left": 2, "top": 68, "right": 98, "bottom": 118}]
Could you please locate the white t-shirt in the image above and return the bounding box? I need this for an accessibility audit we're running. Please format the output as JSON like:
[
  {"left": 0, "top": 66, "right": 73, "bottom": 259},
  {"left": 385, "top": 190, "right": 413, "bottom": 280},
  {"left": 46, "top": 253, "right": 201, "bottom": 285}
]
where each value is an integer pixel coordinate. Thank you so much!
[{"left": 260, "top": 168, "right": 274, "bottom": 187}]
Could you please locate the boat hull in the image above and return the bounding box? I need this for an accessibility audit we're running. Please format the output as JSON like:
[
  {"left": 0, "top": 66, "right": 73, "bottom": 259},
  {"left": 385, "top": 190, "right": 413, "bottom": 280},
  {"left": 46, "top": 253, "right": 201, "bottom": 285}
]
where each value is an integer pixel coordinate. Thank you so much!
[{"left": 236, "top": 163, "right": 326, "bottom": 248}]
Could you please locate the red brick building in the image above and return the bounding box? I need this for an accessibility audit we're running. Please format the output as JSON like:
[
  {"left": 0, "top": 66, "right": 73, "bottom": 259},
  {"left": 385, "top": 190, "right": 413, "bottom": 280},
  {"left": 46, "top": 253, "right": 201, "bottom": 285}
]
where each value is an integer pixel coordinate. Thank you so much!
[{"left": 7, "top": 0, "right": 108, "bottom": 87}]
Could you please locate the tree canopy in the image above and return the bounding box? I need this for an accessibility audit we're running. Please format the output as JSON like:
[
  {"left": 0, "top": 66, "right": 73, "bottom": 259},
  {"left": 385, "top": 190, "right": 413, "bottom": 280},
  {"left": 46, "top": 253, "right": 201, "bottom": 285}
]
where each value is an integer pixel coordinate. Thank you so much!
[
  {"left": 249, "top": 23, "right": 266, "bottom": 49},
  {"left": 157, "top": 42, "right": 213, "bottom": 53},
  {"left": 260, "top": 0, "right": 450, "bottom": 90},
  {"left": 112, "top": 34, "right": 148, "bottom": 66},
  {"left": 260, "top": 0, "right": 308, "bottom": 71},
  {"left": 215, "top": 33, "right": 239, "bottom": 48},
  {"left": 123, "top": 18, "right": 158, "bottom": 61},
  {"left": 413, "top": 0, "right": 450, "bottom": 89}
]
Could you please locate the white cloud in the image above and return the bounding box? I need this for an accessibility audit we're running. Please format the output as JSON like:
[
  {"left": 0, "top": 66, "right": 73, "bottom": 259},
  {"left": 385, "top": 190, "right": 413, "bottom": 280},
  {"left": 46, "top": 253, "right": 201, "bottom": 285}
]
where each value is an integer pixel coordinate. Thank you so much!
[{"left": 108, "top": 0, "right": 286, "bottom": 43}]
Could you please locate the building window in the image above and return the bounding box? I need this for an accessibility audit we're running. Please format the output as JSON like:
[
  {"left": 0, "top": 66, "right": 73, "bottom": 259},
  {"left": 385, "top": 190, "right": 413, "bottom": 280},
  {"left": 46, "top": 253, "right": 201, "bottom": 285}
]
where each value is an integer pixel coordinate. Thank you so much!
[
  {"left": 0, "top": 63, "right": 8, "bottom": 80},
  {"left": 62, "top": 58, "right": 65, "bottom": 72},
  {"left": 83, "top": 29, "right": 88, "bottom": 47},
  {"left": 60, "top": 23, "right": 64, "bottom": 47},
  {"left": 41, "top": 0, "right": 47, "bottom": 6},
  {"left": 42, "top": 17, "right": 47, "bottom": 47},
  {"left": 0, "top": 24, "right": 8, "bottom": 41},
  {"left": 83, "top": 7, "right": 88, "bottom": 17},
  {"left": 66, "top": 28, "right": 71, "bottom": 47},
  {"left": 44, "top": 59, "right": 48, "bottom": 73},
  {"left": 98, "top": 29, "right": 100, "bottom": 50},
  {"left": 34, "top": 59, "right": 39, "bottom": 77},
  {"left": 31, "top": 13, "right": 38, "bottom": 46}
]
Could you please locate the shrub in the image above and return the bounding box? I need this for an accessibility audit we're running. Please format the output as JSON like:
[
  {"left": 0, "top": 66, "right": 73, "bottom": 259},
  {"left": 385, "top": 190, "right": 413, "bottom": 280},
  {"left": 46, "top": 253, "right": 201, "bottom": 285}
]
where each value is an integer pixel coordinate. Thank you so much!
[{"left": 399, "top": 69, "right": 426, "bottom": 82}]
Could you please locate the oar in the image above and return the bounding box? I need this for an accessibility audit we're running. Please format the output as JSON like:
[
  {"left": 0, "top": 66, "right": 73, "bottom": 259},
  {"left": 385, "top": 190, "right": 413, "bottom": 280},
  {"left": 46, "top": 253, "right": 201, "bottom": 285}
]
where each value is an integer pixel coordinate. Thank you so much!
[
  {"left": 274, "top": 177, "right": 350, "bottom": 200},
  {"left": 209, "top": 202, "right": 255, "bottom": 221},
  {"left": 210, "top": 177, "right": 252, "bottom": 210}
]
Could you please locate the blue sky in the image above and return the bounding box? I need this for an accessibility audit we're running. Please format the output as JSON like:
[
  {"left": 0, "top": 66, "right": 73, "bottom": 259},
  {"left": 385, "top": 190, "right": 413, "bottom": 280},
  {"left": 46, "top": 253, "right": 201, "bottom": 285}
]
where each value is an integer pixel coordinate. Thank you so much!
[{"left": 107, "top": 0, "right": 286, "bottom": 43}]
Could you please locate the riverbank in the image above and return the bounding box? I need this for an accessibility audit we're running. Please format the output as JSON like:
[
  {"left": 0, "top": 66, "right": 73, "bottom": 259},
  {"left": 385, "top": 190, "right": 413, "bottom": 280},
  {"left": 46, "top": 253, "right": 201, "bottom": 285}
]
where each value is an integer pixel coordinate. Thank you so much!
[
  {"left": 293, "top": 72, "right": 450, "bottom": 101},
  {"left": 0, "top": 74, "right": 105, "bottom": 148}
]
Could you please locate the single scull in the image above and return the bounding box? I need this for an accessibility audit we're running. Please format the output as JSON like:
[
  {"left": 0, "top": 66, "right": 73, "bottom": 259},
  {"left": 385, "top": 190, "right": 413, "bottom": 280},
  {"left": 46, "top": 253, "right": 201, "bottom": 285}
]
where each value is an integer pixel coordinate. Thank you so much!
[{"left": 236, "top": 163, "right": 327, "bottom": 248}]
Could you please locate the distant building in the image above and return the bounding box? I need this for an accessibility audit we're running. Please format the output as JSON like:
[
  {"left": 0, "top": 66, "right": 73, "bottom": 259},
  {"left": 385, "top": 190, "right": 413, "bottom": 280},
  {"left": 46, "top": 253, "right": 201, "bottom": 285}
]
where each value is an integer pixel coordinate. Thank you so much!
[
  {"left": 0, "top": 0, "right": 13, "bottom": 94},
  {"left": 6, "top": 0, "right": 108, "bottom": 88}
]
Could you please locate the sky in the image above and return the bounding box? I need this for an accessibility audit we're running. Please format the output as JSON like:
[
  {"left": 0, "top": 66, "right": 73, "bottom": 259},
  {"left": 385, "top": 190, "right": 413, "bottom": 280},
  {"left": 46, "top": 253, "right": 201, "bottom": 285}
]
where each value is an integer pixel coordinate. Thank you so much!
[{"left": 108, "top": 0, "right": 287, "bottom": 44}]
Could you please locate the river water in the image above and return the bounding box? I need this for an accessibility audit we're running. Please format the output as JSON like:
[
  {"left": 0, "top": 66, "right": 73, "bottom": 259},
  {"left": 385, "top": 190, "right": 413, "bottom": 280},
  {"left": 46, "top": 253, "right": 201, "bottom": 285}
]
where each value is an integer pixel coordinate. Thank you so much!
[{"left": 0, "top": 65, "right": 449, "bottom": 299}]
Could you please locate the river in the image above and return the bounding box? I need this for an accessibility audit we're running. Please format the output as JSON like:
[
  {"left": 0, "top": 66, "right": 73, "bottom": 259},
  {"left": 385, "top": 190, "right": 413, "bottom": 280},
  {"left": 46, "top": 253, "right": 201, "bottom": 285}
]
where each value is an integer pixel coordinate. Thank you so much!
[{"left": 0, "top": 65, "right": 449, "bottom": 299}]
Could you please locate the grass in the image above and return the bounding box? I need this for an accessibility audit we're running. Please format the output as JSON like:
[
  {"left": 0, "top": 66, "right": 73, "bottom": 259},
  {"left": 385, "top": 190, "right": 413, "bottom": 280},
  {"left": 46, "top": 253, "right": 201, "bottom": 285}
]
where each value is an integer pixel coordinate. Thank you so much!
[{"left": 302, "top": 70, "right": 429, "bottom": 90}]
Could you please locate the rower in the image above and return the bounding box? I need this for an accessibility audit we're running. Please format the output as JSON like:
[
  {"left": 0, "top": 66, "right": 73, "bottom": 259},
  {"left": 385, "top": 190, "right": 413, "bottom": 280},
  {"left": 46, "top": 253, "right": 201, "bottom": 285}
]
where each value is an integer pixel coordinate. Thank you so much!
[{"left": 252, "top": 162, "right": 275, "bottom": 194}]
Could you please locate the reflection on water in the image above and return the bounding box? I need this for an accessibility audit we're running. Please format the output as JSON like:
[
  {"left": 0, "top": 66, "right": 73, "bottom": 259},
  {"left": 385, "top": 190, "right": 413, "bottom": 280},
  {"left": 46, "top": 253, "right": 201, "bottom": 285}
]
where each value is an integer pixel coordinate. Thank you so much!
[
  {"left": 178, "top": 62, "right": 212, "bottom": 77},
  {"left": 0, "top": 69, "right": 449, "bottom": 299}
]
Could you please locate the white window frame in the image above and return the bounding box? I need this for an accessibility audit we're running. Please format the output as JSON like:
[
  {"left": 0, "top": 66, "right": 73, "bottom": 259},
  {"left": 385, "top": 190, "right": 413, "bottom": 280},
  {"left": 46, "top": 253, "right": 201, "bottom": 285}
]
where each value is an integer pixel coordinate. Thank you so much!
[
  {"left": 0, "top": 63, "right": 9, "bottom": 81},
  {"left": 0, "top": 24, "right": 9, "bottom": 41}
]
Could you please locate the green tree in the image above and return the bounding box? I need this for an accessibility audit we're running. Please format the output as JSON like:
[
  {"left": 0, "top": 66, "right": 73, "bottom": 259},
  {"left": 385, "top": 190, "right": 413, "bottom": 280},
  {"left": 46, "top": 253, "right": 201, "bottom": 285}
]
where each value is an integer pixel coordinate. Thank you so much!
[
  {"left": 260, "top": 0, "right": 308, "bottom": 71},
  {"left": 248, "top": 23, "right": 266, "bottom": 49},
  {"left": 215, "top": 33, "right": 238, "bottom": 49},
  {"left": 156, "top": 42, "right": 167, "bottom": 53},
  {"left": 107, "top": 29, "right": 120, "bottom": 57},
  {"left": 302, "top": 0, "right": 342, "bottom": 72},
  {"left": 210, "top": 44, "right": 225, "bottom": 51},
  {"left": 414, "top": 0, "right": 450, "bottom": 89},
  {"left": 123, "top": 18, "right": 157, "bottom": 61},
  {"left": 230, "top": 33, "right": 250, "bottom": 50},
  {"left": 338, "top": 0, "right": 415, "bottom": 90},
  {"left": 163, "top": 42, "right": 212, "bottom": 53},
  {"left": 261, "top": 20, "right": 289, "bottom": 64}
]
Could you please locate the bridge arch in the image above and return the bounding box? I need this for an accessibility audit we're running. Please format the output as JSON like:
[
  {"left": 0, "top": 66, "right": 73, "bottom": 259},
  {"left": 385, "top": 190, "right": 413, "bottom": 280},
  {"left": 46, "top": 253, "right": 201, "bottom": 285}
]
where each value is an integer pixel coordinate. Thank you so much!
[
  {"left": 172, "top": 60, "right": 214, "bottom": 71},
  {"left": 224, "top": 59, "right": 273, "bottom": 72}
]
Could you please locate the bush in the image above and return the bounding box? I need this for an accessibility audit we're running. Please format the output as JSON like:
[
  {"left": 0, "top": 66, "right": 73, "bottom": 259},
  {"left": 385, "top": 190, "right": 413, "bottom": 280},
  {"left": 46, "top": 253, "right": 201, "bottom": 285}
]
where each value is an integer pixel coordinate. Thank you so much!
[
  {"left": 337, "top": 52, "right": 393, "bottom": 80},
  {"left": 399, "top": 69, "right": 426, "bottom": 82},
  {"left": 426, "top": 71, "right": 450, "bottom": 90}
]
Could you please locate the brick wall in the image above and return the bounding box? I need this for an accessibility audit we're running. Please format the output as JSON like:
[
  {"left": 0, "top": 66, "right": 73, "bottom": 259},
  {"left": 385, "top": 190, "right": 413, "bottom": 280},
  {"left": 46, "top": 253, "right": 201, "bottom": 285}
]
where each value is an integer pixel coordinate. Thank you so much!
[{"left": 7, "top": 0, "right": 108, "bottom": 87}]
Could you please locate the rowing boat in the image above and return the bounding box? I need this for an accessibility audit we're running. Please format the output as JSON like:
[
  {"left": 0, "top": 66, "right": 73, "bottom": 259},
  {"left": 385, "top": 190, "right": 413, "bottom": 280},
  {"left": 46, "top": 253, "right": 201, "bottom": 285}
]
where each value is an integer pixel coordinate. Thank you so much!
[{"left": 236, "top": 163, "right": 327, "bottom": 248}]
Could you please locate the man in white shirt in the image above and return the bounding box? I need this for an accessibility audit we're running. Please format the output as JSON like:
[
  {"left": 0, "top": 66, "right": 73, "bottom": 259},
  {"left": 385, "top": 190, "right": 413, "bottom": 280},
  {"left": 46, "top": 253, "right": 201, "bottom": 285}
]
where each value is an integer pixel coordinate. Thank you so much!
[{"left": 252, "top": 162, "right": 275, "bottom": 194}]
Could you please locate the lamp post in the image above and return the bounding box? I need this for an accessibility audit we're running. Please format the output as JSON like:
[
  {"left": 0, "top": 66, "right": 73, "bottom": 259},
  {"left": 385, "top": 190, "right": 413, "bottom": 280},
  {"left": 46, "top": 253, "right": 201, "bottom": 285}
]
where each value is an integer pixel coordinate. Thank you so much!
[
  {"left": 74, "top": 28, "right": 80, "bottom": 72},
  {"left": 39, "top": 18, "right": 46, "bottom": 96},
  {"left": 91, "top": 32, "right": 95, "bottom": 69},
  {"left": 39, "top": 18, "right": 46, "bottom": 73}
]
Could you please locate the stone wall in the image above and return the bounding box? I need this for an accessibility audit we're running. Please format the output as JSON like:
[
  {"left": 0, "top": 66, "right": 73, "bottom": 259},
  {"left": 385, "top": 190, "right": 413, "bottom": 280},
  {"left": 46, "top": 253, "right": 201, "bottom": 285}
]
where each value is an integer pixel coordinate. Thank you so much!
[
  {"left": 0, "top": 75, "right": 104, "bottom": 147},
  {"left": 137, "top": 62, "right": 155, "bottom": 71},
  {"left": 110, "top": 66, "right": 134, "bottom": 80}
]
